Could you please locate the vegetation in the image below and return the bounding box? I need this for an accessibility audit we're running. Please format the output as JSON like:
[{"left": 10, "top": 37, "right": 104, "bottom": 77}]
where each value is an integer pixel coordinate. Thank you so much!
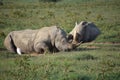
[
  {"left": 0, "top": 0, "right": 120, "bottom": 80},
  {"left": 0, "top": 43, "right": 120, "bottom": 80},
  {"left": 0, "top": 0, "right": 120, "bottom": 43}
]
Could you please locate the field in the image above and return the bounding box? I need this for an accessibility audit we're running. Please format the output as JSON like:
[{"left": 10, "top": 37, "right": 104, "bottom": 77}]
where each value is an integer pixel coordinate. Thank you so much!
[{"left": 0, "top": 0, "right": 120, "bottom": 80}]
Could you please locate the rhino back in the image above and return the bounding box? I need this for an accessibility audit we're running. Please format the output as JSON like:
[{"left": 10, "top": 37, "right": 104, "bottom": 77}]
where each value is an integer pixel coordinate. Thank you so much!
[
  {"left": 33, "top": 26, "right": 58, "bottom": 47},
  {"left": 83, "top": 23, "right": 101, "bottom": 42}
]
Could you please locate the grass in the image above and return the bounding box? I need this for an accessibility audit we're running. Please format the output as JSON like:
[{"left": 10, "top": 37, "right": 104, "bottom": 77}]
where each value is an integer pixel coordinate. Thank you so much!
[
  {"left": 0, "top": 0, "right": 120, "bottom": 80},
  {"left": 0, "top": 0, "right": 120, "bottom": 43},
  {"left": 0, "top": 43, "right": 120, "bottom": 80}
]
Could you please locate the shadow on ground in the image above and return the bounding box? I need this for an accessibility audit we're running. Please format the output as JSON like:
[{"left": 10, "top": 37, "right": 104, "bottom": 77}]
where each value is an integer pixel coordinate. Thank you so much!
[{"left": 0, "top": 47, "right": 100, "bottom": 59}]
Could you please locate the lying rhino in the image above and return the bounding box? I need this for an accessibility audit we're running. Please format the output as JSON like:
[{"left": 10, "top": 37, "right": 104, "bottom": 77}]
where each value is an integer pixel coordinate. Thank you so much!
[
  {"left": 68, "top": 21, "right": 101, "bottom": 44},
  {"left": 4, "top": 26, "right": 81, "bottom": 55}
]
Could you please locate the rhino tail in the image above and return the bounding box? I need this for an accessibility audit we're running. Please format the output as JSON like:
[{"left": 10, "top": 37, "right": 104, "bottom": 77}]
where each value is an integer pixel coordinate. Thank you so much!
[{"left": 9, "top": 35, "right": 22, "bottom": 55}]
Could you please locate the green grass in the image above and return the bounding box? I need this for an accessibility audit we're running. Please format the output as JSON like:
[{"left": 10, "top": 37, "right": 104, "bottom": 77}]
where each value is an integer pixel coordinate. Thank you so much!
[
  {"left": 0, "top": 0, "right": 120, "bottom": 43},
  {"left": 0, "top": 0, "right": 120, "bottom": 80},
  {"left": 0, "top": 43, "right": 120, "bottom": 80}
]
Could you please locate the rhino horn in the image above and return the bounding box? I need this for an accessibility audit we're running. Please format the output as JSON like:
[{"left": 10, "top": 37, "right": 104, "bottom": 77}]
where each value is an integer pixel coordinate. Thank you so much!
[
  {"left": 72, "top": 41, "right": 83, "bottom": 49},
  {"left": 73, "top": 30, "right": 82, "bottom": 43},
  {"left": 75, "top": 41, "right": 83, "bottom": 47},
  {"left": 73, "top": 30, "right": 77, "bottom": 42}
]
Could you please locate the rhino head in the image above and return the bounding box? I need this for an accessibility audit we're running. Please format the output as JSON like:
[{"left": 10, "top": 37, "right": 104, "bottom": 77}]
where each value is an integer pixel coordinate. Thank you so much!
[
  {"left": 68, "top": 21, "right": 101, "bottom": 44},
  {"left": 54, "top": 27, "right": 82, "bottom": 51}
]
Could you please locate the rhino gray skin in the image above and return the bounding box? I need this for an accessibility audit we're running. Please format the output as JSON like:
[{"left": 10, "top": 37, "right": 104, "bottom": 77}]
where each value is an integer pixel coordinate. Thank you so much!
[
  {"left": 68, "top": 21, "right": 101, "bottom": 44},
  {"left": 4, "top": 26, "right": 80, "bottom": 54}
]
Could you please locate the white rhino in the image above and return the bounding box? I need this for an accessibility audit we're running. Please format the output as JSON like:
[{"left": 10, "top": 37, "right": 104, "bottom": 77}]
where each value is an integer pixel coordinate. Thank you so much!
[
  {"left": 68, "top": 21, "right": 101, "bottom": 44},
  {"left": 4, "top": 26, "right": 81, "bottom": 55}
]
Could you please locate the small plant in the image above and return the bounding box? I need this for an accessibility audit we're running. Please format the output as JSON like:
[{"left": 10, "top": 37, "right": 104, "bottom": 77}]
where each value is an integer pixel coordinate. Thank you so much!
[
  {"left": 13, "top": 10, "right": 26, "bottom": 18},
  {"left": 47, "top": 10, "right": 55, "bottom": 18},
  {"left": 0, "top": 30, "right": 5, "bottom": 37},
  {"left": 96, "top": 14, "right": 104, "bottom": 21},
  {"left": 86, "top": 11, "right": 92, "bottom": 15}
]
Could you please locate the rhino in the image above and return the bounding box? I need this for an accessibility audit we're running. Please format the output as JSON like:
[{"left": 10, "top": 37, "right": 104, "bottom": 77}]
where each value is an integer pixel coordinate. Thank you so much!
[
  {"left": 4, "top": 26, "right": 81, "bottom": 55},
  {"left": 68, "top": 21, "right": 101, "bottom": 44}
]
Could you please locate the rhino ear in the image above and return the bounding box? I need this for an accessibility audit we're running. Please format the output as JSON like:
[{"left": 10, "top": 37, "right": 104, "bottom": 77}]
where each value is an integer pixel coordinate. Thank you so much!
[{"left": 81, "top": 21, "right": 88, "bottom": 28}]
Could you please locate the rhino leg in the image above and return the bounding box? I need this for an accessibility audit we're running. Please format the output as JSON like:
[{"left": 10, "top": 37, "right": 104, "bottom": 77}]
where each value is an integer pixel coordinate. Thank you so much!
[{"left": 34, "top": 42, "right": 49, "bottom": 54}]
